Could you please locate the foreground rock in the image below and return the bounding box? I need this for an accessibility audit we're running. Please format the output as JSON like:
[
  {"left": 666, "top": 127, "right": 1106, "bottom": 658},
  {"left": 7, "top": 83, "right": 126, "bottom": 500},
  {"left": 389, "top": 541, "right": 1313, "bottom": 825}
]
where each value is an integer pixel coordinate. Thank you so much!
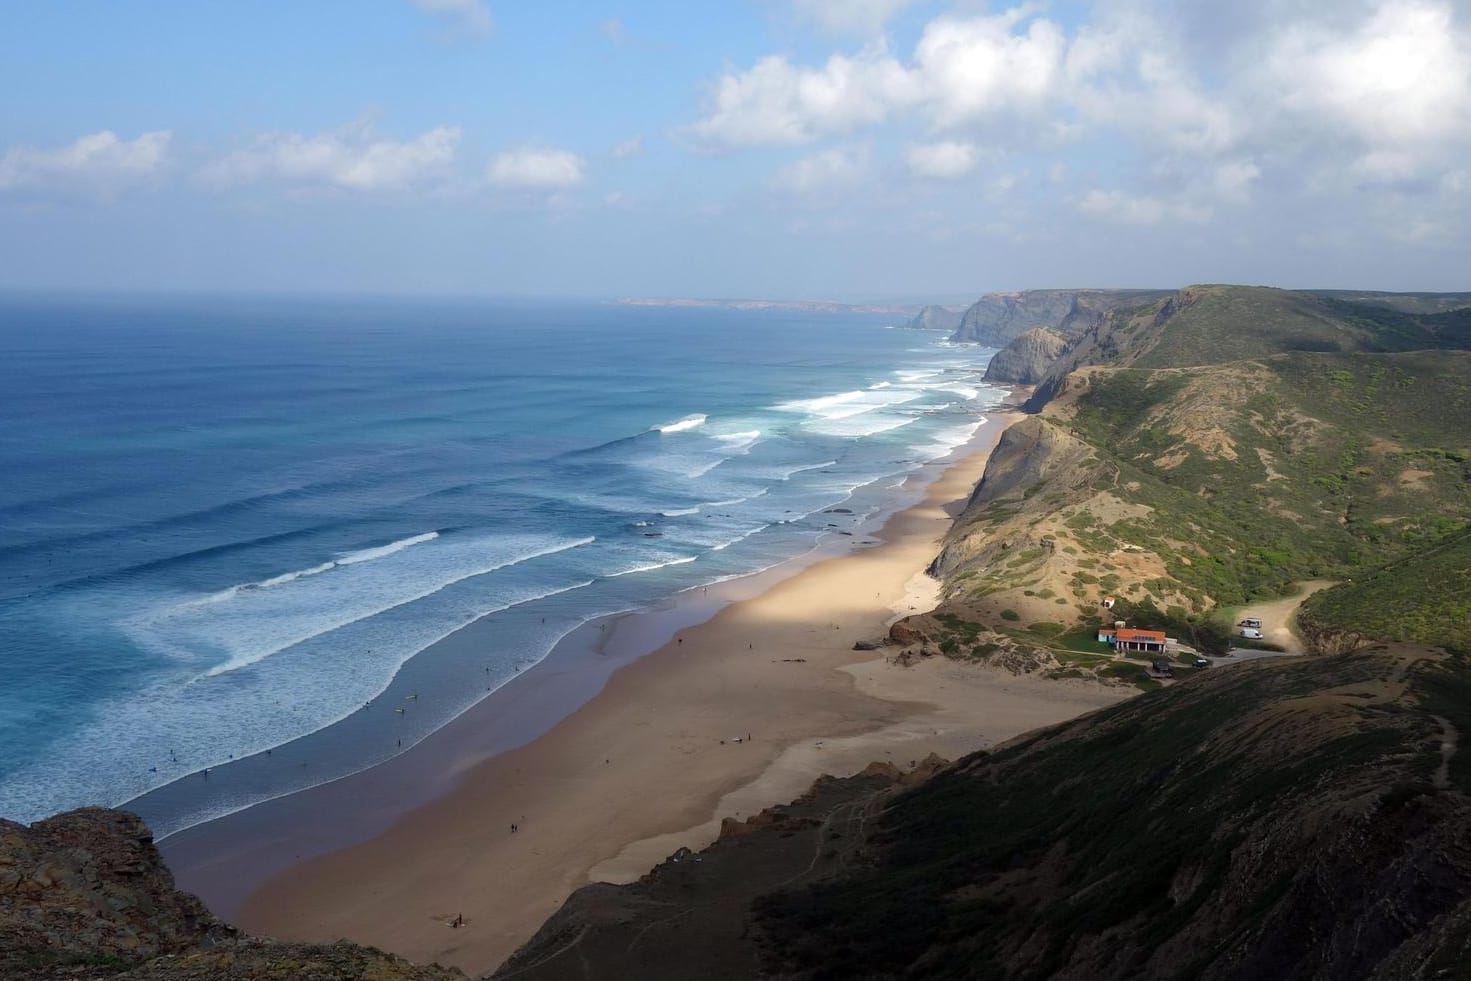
[
  {"left": 501, "top": 647, "right": 1471, "bottom": 979},
  {"left": 0, "top": 808, "right": 463, "bottom": 981}
]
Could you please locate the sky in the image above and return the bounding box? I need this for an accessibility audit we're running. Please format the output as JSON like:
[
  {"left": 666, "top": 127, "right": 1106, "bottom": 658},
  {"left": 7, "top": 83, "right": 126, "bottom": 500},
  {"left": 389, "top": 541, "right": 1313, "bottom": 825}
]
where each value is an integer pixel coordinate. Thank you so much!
[{"left": 1, "top": 0, "right": 1468, "bottom": 300}]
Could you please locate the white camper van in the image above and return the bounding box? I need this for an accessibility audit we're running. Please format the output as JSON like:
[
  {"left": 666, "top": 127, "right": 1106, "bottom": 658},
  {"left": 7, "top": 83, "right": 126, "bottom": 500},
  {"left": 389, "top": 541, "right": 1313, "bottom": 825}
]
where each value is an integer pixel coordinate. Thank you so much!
[{"left": 1239, "top": 627, "right": 1264, "bottom": 640}]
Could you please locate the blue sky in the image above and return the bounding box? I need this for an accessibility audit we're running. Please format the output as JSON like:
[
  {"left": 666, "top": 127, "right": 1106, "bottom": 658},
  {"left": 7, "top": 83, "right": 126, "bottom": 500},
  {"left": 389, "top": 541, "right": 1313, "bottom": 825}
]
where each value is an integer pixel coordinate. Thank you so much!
[{"left": 1, "top": 0, "right": 1468, "bottom": 299}]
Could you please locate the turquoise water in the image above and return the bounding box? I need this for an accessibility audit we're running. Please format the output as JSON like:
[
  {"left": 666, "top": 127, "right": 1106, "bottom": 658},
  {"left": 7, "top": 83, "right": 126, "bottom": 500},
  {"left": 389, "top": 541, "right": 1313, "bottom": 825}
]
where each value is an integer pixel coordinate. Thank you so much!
[{"left": 0, "top": 294, "right": 998, "bottom": 828}]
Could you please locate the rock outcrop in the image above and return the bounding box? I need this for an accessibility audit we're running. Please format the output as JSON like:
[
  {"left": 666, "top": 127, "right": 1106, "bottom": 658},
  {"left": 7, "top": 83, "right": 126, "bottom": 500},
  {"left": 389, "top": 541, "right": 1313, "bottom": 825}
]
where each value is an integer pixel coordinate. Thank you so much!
[
  {"left": 899, "top": 304, "right": 963, "bottom": 332},
  {"left": 950, "top": 289, "right": 1170, "bottom": 346},
  {"left": 0, "top": 808, "right": 464, "bottom": 981},
  {"left": 982, "top": 326, "right": 1067, "bottom": 383}
]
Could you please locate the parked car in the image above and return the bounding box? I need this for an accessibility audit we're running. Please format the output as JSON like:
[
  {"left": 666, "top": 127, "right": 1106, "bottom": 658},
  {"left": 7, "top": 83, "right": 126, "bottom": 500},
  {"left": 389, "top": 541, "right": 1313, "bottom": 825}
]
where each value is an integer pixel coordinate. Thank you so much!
[
  {"left": 1239, "top": 617, "right": 1263, "bottom": 629},
  {"left": 1193, "top": 656, "right": 1210, "bottom": 668}
]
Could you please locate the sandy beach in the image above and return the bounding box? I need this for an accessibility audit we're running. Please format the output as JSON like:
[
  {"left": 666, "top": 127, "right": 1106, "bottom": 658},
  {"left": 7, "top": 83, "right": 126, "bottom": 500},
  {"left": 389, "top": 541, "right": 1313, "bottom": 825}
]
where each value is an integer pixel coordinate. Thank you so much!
[{"left": 218, "top": 406, "right": 1127, "bottom": 974}]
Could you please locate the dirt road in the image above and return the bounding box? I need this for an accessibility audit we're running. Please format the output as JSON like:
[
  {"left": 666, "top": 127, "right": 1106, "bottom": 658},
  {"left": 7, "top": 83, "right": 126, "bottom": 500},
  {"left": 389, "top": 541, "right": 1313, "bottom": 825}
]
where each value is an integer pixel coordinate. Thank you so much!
[{"left": 1233, "top": 580, "right": 1335, "bottom": 654}]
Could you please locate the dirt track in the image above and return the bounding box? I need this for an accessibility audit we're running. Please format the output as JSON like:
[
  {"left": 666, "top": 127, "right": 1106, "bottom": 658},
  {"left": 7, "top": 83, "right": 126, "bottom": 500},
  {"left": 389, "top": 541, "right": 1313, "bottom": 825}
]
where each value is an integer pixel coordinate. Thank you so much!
[{"left": 1233, "top": 580, "right": 1334, "bottom": 654}]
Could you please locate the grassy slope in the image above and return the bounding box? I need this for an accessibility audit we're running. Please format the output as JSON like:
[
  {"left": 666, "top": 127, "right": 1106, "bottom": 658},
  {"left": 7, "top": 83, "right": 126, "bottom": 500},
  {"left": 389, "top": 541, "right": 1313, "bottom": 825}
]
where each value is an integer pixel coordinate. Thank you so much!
[
  {"left": 1062, "top": 351, "right": 1471, "bottom": 603},
  {"left": 923, "top": 287, "right": 1471, "bottom": 657},
  {"left": 1301, "top": 531, "right": 1471, "bottom": 655},
  {"left": 755, "top": 648, "right": 1471, "bottom": 981}
]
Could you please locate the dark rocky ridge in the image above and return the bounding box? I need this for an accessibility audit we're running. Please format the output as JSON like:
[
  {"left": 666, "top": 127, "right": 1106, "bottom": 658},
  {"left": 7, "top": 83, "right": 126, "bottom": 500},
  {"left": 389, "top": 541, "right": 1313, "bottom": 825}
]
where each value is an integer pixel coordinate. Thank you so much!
[
  {"left": 0, "top": 808, "right": 463, "bottom": 981},
  {"left": 981, "top": 325, "right": 1067, "bottom": 383},
  {"left": 498, "top": 647, "right": 1471, "bottom": 980},
  {"left": 491, "top": 758, "right": 948, "bottom": 981}
]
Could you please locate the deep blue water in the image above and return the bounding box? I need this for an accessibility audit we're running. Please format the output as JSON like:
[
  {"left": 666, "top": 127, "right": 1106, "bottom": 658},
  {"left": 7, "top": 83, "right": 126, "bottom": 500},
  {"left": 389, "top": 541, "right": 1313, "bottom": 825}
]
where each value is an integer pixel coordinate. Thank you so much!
[{"left": 0, "top": 294, "right": 998, "bottom": 826}]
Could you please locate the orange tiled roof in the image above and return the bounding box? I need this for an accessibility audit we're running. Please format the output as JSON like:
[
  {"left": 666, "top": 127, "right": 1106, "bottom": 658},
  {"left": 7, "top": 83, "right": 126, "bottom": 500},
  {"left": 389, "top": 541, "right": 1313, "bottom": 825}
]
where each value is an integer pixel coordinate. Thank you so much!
[{"left": 1114, "top": 628, "right": 1167, "bottom": 643}]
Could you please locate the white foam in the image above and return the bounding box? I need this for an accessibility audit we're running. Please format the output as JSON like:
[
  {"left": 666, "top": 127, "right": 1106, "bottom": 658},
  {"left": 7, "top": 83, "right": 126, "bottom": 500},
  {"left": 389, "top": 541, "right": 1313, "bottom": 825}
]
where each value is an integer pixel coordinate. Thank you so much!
[
  {"left": 931, "top": 384, "right": 980, "bottom": 400},
  {"left": 683, "top": 458, "right": 727, "bottom": 479},
  {"left": 775, "top": 390, "right": 865, "bottom": 415},
  {"left": 0, "top": 574, "right": 605, "bottom": 830},
  {"left": 187, "top": 532, "right": 442, "bottom": 607},
  {"left": 777, "top": 389, "right": 921, "bottom": 422},
  {"left": 806, "top": 414, "right": 918, "bottom": 438},
  {"left": 250, "top": 561, "right": 337, "bottom": 591},
  {"left": 911, "top": 416, "right": 988, "bottom": 459},
  {"left": 337, "top": 531, "right": 440, "bottom": 565},
  {"left": 653, "top": 414, "right": 707, "bottom": 434},
  {"left": 774, "top": 460, "right": 838, "bottom": 480},
  {"left": 606, "top": 554, "right": 698, "bottom": 578},
  {"left": 660, "top": 506, "right": 701, "bottom": 517},
  {"left": 128, "top": 534, "right": 597, "bottom": 679},
  {"left": 712, "top": 430, "right": 761, "bottom": 452},
  {"left": 710, "top": 526, "right": 765, "bottom": 551}
]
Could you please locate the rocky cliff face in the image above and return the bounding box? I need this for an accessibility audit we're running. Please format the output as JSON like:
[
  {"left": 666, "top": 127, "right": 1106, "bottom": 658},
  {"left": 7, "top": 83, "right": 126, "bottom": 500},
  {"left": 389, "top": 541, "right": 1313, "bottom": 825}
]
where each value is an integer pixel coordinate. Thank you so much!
[
  {"left": 0, "top": 808, "right": 463, "bottom": 981},
  {"left": 899, "top": 304, "right": 963, "bottom": 331},
  {"left": 950, "top": 289, "right": 1171, "bottom": 346},
  {"left": 982, "top": 326, "right": 1067, "bottom": 383}
]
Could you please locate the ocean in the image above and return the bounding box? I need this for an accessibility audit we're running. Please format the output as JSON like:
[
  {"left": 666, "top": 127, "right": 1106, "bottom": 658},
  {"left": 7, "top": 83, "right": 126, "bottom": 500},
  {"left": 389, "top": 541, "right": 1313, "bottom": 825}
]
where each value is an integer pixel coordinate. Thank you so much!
[{"left": 0, "top": 294, "right": 1000, "bottom": 833}]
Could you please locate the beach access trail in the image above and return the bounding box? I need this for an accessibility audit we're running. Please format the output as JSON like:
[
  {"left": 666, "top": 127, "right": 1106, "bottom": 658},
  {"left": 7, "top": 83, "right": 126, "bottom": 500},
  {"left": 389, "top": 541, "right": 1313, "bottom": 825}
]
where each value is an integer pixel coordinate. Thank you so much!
[{"left": 223, "top": 408, "right": 1127, "bottom": 974}]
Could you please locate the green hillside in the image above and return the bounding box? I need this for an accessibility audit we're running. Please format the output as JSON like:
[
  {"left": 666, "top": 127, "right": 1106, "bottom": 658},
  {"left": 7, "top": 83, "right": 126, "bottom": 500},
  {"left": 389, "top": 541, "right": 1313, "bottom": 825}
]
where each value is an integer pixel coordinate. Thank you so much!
[
  {"left": 922, "top": 287, "right": 1471, "bottom": 657},
  {"left": 1133, "top": 286, "right": 1471, "bottom": 369},
  {"left": 1301, "top": 531, "right": 1471, "bottom": 655},
  {"left": 753, "top": 648, "right": 1471, "bottom": 980},
  {"left": 1061, "top": 351, "right": 1471, "bottom": 603}
]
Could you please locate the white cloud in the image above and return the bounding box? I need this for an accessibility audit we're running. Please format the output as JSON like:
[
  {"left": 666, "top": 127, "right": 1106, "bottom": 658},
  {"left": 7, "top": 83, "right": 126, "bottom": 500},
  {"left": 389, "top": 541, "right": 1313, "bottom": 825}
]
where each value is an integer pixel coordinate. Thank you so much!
[
  {"left": 913, "top": 13, "right": 1067, "bottom": 127},
  {"left": 1266, "top": 1, "right": 1470, "bottom": 148},
  {"left": 1063, "top": 11, "right": 1243, "bottom": 157},
  {"left": 1078, "top": 189, "right": 1212, "bottom": 225},
  {"left": 410, "top": 0, "right": 492, "bottom": 36},
  {"left": 688, "top": 8, "right": 1074, "bottom": 148},
  {"left": 0, "top": 130, "right": 170, "bottom": 191},
  {"left": 771, "top": 147, "right": 866, "bottom": 194},
  {"left": 487, "top": 147, "right": 587, "bottom": 189},
  {"left": 689, "top": 46, "right": 916, "bottom": 148},
  {"left": 612, "top": 136, "right": 643, "bottom": 158},
  {"left": 1212, "top": 159, "right": 1261, "bottom": 202},
  {"left": 792, "top": 0, "right": 921, "bottom": 36},
  {"left": 906, "top": 140, "right": 978, "bottom": 179},
  {"left": 201, "top": 123, "right": 459, "bottom": 191}
]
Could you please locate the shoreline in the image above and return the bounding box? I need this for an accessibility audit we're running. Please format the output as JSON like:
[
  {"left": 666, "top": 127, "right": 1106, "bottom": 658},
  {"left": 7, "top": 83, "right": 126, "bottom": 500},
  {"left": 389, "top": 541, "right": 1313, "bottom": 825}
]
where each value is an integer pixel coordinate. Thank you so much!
[
  {"left": 188, "top": 400, "right": 1128, "bottom": 975},
  {"left": 155, "top": 405, "right": 1013, "bottom": 916}
]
